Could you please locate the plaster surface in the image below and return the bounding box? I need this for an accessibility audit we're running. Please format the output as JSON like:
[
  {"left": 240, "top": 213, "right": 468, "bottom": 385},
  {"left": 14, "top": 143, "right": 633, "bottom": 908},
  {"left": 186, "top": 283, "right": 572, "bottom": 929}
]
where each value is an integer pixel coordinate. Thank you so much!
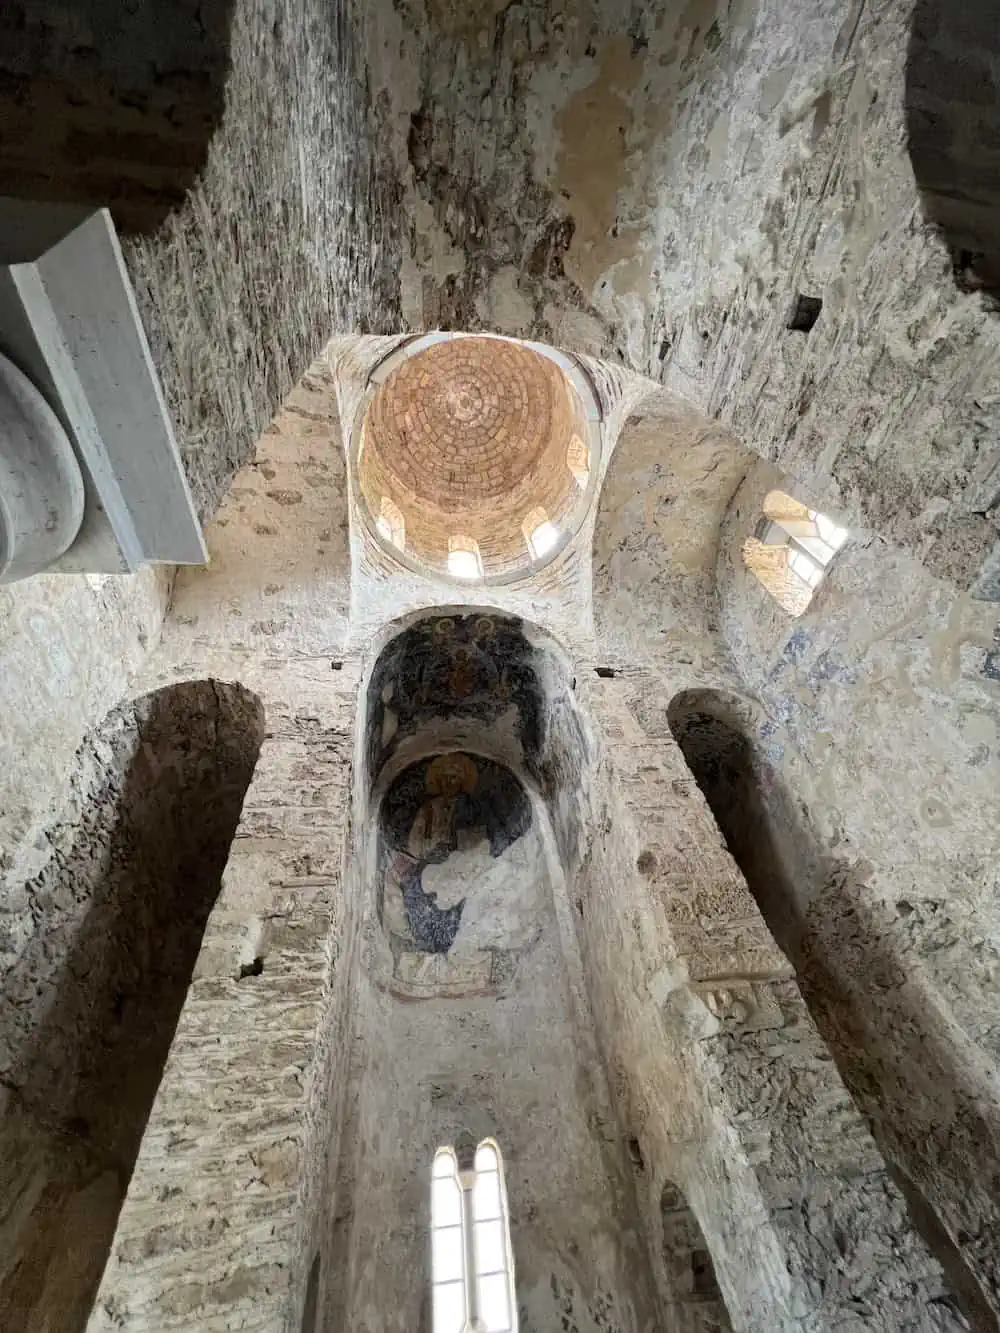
[{"left": 0, "top": 330, "right": 997, "bottom": 1333}]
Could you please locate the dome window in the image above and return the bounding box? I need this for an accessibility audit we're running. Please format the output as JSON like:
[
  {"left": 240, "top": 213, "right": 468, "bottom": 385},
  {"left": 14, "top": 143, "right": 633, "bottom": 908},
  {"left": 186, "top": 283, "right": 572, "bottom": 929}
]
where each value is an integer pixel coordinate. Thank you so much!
[
  {"left": 522, "top": 506, "right": 560, "bottom": 561},
  {"left": 447, "top": 535, "right": 483, "bottom": 580},
  {"left": 566, "top": 434, "right": 590, "bottom": 488},
  {"left": 375, "top": 495, "right": 406, "bottom": 550}
]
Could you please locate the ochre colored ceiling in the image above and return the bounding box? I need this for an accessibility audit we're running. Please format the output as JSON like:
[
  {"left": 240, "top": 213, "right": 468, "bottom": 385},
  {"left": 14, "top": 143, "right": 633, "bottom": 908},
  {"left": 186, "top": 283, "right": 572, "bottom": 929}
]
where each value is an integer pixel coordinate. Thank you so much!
[{"left": 358, "top": 336, "right": 591, "bottom": 580}]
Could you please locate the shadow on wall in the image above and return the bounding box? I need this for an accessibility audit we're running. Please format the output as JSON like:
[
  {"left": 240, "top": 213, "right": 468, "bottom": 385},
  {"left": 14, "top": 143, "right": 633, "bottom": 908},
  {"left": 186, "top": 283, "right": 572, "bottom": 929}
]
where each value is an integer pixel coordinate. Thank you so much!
[
  {"left": 0, "top": 0, "right": 238, "bottom": 234},
  {"left": 666, "top": 687, "right": 1000, "bottom": 1332},
  {"left": 660, "top": 1181, "right": 732, "bottom": 1333},
  {"left": 0, "top": 679, "right": 264, "bottom": 1333},
  {"left": 907, "top": 1, "right": 1000, "bottom": 300}
]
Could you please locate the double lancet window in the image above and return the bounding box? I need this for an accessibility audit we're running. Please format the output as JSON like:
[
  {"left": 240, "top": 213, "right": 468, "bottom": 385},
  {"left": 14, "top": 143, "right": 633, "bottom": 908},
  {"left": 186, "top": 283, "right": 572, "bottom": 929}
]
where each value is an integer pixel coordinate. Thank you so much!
[
  {"left": 431, "top": 1140, "right": 518, "bottom": 1333},
  {"left": 742, "top": 490, "right": 848, "bottom": 615}
]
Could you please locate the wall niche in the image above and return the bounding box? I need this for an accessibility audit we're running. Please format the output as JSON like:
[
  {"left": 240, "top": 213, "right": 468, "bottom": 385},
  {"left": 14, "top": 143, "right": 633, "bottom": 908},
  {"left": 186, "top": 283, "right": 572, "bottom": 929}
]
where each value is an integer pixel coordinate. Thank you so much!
[{"left": 0, "top": 679, "right": 264, "bottom": 1333}]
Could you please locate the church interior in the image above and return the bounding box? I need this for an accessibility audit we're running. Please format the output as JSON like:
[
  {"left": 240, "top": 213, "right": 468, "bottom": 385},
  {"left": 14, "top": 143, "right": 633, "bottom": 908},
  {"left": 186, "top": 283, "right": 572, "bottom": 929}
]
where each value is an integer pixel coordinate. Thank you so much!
[{"left": 1, "top": 1, "right": 1000, "bottom": 1330}]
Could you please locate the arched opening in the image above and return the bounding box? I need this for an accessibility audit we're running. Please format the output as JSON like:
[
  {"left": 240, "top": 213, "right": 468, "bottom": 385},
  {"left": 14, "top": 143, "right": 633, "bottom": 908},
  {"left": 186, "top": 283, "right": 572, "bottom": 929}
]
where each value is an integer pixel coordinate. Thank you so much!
[
  {"left": 430, "top": 1139, "right": 518, "bottom": 1333},
  {"left": 660, "top": 1181, "right": 732, "bottom": 1332},
  {"left": 0, "top": 1, "right": 238, "bottom": 235},
  {"left": 324, "top": 609, "right": 658, "bottom": 1330},
  {"left": 666, "top": 687, "right": 999, "bottom": 1330},
  {"left": 906, "top": 1, "right": 1000, "bottom": 299},
  {"left": 0, "top": 680, "right": 265, "bottom": 1331}
]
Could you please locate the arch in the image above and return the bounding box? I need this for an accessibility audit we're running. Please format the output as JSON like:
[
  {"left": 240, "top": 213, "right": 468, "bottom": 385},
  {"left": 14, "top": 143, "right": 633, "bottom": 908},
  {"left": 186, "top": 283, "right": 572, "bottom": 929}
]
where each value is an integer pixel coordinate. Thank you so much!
[
  {"left": 906, "top": 1, "right": 1000, "bottom": 298},
  {"left": 0, "top": 679, "right": 264, "bottom": 1331},
  {"left": 591, "top": 396, "right": 751, "bottom": 653},
  {"left": 360, "top": 609, "right": 577, "bottom": 789},
  {"left": 666, "top": 686, "right": 1000, "bottom": 1328},
  {"left": 0, "top": 1, "right": 238, "bottom": 235}
]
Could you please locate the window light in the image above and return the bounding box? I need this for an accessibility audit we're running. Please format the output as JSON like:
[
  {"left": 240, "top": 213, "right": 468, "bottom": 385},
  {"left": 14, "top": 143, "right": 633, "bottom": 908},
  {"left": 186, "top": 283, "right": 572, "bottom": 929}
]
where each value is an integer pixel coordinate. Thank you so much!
[
  {"left": 744, "top": 490, "right": 849, "bottom": 615},
  {"left": 376, "top": 496, "right": 406, "bottom": 551},
  {"left": 566, "top": 434, "right": 590, "bottom": 488},
  {"left": 522, "top": 506, "right": 560, "bottom": 561},
  {"left": 431, "top": 1149, "right": 468, "bottom": 1333},
  {"left": 528, "top": 520, "right": 559, "bottom": 559},
  {"left": 788, "top": 547, "right": 822, "bottom": 587},
  {"left": 447, "top": 535, "right": 483, "bottom": 580},
  {"left": 431, "top": 1140, "right": 517, "bottom": 1333},
  {"left": 815, "top": 511, "right": 848, "bottom": 553}
]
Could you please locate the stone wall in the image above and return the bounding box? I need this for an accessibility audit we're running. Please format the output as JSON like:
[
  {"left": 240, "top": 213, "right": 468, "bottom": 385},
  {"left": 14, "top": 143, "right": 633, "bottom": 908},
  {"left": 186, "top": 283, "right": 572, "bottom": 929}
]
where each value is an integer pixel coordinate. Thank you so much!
[
  {"left": 570, "top": 672, "right": 968, "bottom": 1331},
  {"left": 716, "top": 458, "right": 1000, "bottom": 1320},
  {"left": 365, "top": 0, "right": 1000, "bottom": 597},
  {"left": 85, "top": 662, "right": 358, "bottom": 1333},
  {"left": 0, "top": 568, "right": 169, "bottom": 885},
  {"left": 2, "top": 0, "right": 402, "bottom": 521},
  {"left": 0, "top": 680, "right": 264, "bottom": 1333}
]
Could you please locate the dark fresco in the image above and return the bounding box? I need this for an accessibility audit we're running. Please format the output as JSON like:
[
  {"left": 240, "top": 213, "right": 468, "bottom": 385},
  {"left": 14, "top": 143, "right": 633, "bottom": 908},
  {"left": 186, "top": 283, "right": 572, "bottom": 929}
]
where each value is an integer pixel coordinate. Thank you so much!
[{"left": 378, "top": 752, "right": 532, "bottom": 954}]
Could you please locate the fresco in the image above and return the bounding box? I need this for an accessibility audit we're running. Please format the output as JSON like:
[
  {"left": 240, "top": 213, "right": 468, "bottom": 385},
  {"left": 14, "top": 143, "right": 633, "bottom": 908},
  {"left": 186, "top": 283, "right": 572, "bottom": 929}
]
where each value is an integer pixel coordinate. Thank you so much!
[
  {"left": 376, "top": 752, "right": 541, "bottom": 996},
  {"left": 365, "top": 614, "right": 545, "bottom": 786}
]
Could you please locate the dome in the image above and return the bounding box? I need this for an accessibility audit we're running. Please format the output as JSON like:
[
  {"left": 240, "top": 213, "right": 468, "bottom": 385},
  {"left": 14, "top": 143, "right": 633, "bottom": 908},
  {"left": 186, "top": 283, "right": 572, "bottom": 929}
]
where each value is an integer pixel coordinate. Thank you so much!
[{"left": 357, "top": 335, "right": 597, "bottom": 582}]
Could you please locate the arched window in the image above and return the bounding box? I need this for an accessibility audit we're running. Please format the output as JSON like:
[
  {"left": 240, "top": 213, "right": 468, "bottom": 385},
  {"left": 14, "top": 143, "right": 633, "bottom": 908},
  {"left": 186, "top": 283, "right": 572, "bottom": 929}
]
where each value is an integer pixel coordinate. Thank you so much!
[
  {"left": 566, "top": 434, "right": 590, "bottom": 488},
  {"left": 742, "top": 490, "right": 847, "bottom": 615},
  {"left": 432, "top": 1148, "right": 468, "bottom": 1332},
  {"left": 447, "top": 535, "right": 483, "bottom": 580},
  {"left": 376, "top": 495, "right": 406, "bottom": 550},
  {"left": 521, "top": 506, "right": 560, "bottom": 561},
  {"left": 431, "top": 1140, "right": 517, "bottom": 1333}
]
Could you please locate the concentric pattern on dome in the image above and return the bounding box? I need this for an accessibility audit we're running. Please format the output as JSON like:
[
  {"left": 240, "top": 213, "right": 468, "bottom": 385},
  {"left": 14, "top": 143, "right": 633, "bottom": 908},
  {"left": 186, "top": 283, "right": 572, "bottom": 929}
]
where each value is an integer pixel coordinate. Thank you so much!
[
  {"left": 366, "top": 338, "right": 556, "bottom": 506},
  {"left": 358, "top": 336, "right": 594, "bottom": 581}
]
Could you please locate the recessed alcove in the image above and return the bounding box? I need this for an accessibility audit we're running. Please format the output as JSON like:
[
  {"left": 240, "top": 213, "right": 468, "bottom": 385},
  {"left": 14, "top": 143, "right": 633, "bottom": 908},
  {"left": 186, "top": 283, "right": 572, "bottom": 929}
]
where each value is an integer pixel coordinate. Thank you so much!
[
  {"left": 324, "top": 609, "right": 658, "bottom": 1331},
  {"left": 665, "top": 686, "right": 994, "bottom": 1329},
  {"left": 907, "top": 0, "right": 1000, "bottom": 299},
  {"left": 0, "top": 680, "right": 263, "bottom": 1332}
]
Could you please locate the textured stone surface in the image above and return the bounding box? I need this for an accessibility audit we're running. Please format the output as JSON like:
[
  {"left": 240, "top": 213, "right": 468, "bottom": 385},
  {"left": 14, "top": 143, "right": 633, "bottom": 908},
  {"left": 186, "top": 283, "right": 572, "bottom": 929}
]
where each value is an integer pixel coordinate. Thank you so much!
[
  {"left": 1, "top": 327, "right": 997, "bottom": 1333},
  {"left": 0, "top": 680, "right": 264, "bottom": 1333},
  {"left": 360, "top": 335, "right": 593, "bottom": 577},
  {"left": 363, "top": 0, "right": 1000, "bottom": 596},
  {"left": 0, "top": 567, "right": 170, "bottom": 884},
  {"left": 573, "top": 676, "right": 968, "bottom": 1332},
  {"left": 715, "top": 458, "right": 1000, "bottom": 1320},
  {"left": 121, "top": 0, "right": 400, "bottom": 522}
]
